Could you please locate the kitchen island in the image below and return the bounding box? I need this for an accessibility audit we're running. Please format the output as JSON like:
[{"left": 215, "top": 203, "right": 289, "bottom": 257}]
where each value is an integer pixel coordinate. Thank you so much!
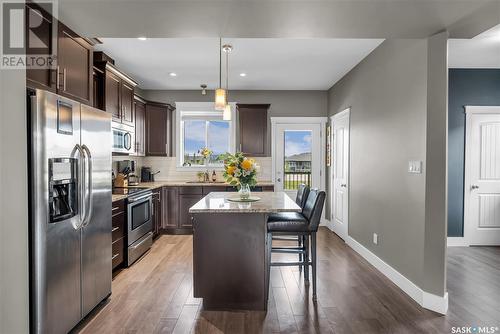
[{"left": 189, "top": 191, "right": 301, "bottom": 311}]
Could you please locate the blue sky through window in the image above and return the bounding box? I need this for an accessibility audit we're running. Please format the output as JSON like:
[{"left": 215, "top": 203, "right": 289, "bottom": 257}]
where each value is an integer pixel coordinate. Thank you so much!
[
  {"left": 284, "top": 130, "right": 312, "bottom": 158},
  {"left": 183, "top": 120, "right": 230, "bottom": 164}
]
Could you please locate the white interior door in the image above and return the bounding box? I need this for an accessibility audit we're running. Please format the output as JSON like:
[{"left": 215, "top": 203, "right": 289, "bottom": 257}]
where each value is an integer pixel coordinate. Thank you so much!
[
  {"left": 331, "top": 110, "right": 350, "bottom": 240},
  {"left": 465, "top": 107, "right": 500, "bottom": 246},
  {"left": 274, "top": 123, "right": 322, "bottom": 199}
]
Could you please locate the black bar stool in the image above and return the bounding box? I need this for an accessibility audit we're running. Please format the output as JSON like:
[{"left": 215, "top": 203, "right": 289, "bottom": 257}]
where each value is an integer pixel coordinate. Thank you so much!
[
  {"left": 267, "top": 184, "right": 310, "bottom": 265},
  {"left": 267, "top": 189, "right": 326, "bottom": 301}
]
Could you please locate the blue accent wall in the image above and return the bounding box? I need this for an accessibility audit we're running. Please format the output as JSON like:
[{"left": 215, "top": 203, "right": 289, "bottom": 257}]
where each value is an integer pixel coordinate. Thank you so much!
[{"left": 448, "top": 69, "right": 500, "bottom": 237}]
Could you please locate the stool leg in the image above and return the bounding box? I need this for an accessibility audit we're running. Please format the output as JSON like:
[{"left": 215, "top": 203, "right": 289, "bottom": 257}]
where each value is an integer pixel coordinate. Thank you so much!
[
  {"left": 304, "top": 235, "right": 309, "bottom": 284},
  {"left": 311, "top": 232, "right": 317, "bottom": 301},
  {"left": 298, "top": 236, "right": 303, "bottom": 272}
]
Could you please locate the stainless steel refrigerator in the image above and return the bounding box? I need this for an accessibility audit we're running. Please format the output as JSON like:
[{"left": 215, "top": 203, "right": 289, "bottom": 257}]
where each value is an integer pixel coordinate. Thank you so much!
[{"left": 29, "top": 89, "right": 112, "bottom": 334}]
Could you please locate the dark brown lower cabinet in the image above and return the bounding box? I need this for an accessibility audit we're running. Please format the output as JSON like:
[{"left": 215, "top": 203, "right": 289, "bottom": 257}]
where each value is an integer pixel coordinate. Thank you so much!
[
  {"left": 111, "top": 199, "right": 126, "bottom": 270},
  {"left": 152, "top": 188, "right": 162, "bottom": 239}
]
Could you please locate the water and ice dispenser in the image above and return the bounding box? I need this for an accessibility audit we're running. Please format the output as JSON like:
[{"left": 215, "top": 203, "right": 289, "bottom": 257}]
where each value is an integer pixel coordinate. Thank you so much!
[{"left": 48, "top": 158, "right": 78, "bottom": 223}]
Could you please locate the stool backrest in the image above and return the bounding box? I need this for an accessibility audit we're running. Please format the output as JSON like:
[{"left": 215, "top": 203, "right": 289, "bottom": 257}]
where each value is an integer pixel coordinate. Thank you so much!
[
  {"left": 302, "top": 189, "right": 326, "bottom": 232},
  {"left": 296, "top": 184, "right": 310, "bottom": 211}
]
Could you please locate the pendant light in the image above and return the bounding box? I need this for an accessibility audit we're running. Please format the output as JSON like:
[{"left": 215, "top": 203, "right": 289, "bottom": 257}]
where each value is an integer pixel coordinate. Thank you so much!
[
  {"left": 214, "top": 38, "right": 227, "bottom": 110},
  {"left": 222, "top": 43, "right": 232, "bottom": 121}
]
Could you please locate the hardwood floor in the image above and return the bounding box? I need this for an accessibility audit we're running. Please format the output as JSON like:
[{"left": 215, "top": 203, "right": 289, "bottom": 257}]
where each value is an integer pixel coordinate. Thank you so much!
[{"left": 72, "top": 228, "right": 500, "bottom": 333}]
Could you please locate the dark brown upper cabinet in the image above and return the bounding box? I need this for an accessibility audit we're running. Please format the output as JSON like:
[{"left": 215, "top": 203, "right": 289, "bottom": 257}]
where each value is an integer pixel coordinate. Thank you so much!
[
  {"left": 145, "top": 102, "right": 174, "bottom": 156},
  {"left": 25, "top": 2, "right": 56, "bottom": 92},
  {"left": 57, "top": 22, "right": 93, "bottom": 105},
  {"left": 134, "top": 96, "right": 146, "bottom": 157},
  {"left": 25, "top": 5, "right": 94, "bottom": 105},
  {"left": 94, "top": 52, "right": 138, "bottom": 127},
  {"left": 237, "top": 104, "right": 270, "bottom": 157}
]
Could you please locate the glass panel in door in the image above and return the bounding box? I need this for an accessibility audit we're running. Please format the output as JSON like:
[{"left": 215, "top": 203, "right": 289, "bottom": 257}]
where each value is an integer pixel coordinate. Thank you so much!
[{"left": 284, "top": 130, "right": 312, "bottom": 190}]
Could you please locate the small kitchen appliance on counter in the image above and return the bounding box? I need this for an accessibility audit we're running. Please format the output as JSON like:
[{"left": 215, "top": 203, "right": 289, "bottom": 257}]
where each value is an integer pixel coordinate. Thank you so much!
[{"left": 141, "top": 166, "right": 160, "bottom": 182}]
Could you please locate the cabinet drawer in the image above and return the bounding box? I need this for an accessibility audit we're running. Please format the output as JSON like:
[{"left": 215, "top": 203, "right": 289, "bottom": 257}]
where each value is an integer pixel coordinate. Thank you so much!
[
  {"left": 112, "top": 237, "right": 124, "bottom": 269},
  {"left": 112, "top": 210, "right": 125, "bottom": 228},
  {"left": 179, "top": 186, "right": 203, "bottom": 195},
  {"left": 262, "top": 185, "right": 274, "bottom": 192},
  {"left": 112, "top": 200, "right": 125, "bottom": 214},
  {"left": 112, "top": 222, "right": 125, "bottom": 241}
]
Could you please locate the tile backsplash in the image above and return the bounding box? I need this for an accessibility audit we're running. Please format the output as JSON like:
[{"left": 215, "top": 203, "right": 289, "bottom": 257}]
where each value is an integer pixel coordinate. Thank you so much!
[{"left": 112, "top": 156, "right": 272, "bottom": 182}]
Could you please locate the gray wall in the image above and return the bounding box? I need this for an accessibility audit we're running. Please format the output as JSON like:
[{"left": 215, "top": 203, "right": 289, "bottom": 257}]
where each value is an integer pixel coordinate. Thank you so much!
[
  {"left": 142, "top": 90, "right": 328, "bottom": 156},
  {"left": 0, "top": 71, "right": 30, "bottom": 333},
  {"left": 448, "top": 69, "right": 500, "bottom": 237},
  {"left": 327, "top": 38, "right": 447, "bottom": 296}
]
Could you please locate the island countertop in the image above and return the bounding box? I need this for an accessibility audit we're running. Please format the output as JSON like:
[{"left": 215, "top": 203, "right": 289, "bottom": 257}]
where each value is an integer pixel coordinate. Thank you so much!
[{"left": 189, "top": 191, "right": 300, "bottom": 213}]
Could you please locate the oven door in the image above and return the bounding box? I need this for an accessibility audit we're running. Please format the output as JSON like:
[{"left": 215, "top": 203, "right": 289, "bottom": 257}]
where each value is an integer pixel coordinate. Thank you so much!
[
  {"left": 127, "top": 194, "right": 152, "bottom": 245},
  {"left": 112, "top": 127, "right": 133, "bottom": 154}
]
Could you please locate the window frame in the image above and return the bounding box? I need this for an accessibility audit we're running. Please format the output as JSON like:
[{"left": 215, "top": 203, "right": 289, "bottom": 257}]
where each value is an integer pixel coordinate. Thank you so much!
[{"left": 176, "top": 102, "right": 236, "bottom": 170}]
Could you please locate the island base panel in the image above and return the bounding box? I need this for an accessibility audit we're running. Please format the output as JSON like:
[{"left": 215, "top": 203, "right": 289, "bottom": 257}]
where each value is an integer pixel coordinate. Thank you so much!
[{"left": 193, "top": 213, "right": 269, "bottom": 311}]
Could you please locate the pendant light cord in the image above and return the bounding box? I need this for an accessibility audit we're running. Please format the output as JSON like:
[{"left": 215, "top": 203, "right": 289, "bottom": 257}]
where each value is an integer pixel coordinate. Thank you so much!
[{"left": 219, "top": 38, "right": 222, "bottom": 89}]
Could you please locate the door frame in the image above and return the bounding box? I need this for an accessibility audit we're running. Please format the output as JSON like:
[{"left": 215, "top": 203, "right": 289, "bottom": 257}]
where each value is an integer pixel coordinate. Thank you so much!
[
  {"left": 330, "top": 108, "right": 350, "bottom": 240},
  {"left": 271, "top": 117, "right": 327, "bottom": 193},
  {"left": 459, "top": 105, "right": 500, "bottom": 247}
]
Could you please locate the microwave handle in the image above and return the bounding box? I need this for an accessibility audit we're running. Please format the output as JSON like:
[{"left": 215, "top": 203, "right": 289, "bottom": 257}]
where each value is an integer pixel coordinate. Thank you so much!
[{"left": 124, "top": 132, "right": 132, "bottom": 150}]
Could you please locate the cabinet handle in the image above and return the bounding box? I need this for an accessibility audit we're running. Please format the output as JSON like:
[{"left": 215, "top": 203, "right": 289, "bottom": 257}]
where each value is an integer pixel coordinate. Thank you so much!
[
  {"left": 239, "top": 144, "right": 242, "bottom": 152},
  {"left": 112, "top": 206, "right": 120, "bottom": 211},
  {"left": 112, "top": 226, "right": 119, "bottom": 232},
  {"left": 112, "top": 253, "right": 119, "bottom": 260},
  {"left": 56, "top": 66, "right": 60, "bottom": 89},
  {"left": 63, "top": 68, "right": 67, "bottom": 91}
]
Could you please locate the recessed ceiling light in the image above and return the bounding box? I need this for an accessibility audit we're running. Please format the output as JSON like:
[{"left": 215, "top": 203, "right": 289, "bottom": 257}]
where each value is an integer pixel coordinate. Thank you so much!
[
  {"left": 239, "top": 73, "right": 247, "bottom": 77},
  {"left": 169, "top": 72, "right": 177, "bottom": 77},
  {"left": 137, "top": 37, "right": 147, "bottom": 41}
]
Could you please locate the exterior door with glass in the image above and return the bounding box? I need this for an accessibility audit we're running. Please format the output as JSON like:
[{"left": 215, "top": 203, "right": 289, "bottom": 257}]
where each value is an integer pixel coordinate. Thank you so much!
[{"left": 274, "top": 123, "right": 322, "bottom": 199}]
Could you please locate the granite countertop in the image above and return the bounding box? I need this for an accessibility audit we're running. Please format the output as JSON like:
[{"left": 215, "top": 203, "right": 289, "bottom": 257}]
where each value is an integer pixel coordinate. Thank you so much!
[
  {"left": 189, "top": 192, "right": 300, "bottom": 213},
  {"left": 112, "top": 181, "right": 274, "bottom": 202}
]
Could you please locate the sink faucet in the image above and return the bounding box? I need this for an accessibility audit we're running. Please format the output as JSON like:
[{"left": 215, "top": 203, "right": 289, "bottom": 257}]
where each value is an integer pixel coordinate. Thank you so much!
[{"left": 204, "top": 170, "right": 210, "bottom": 182}]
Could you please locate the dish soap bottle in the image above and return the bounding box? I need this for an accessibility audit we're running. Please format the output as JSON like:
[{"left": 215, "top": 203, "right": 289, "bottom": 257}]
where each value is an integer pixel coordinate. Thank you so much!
[{"left": 212, "top": 170, "right": 217, "bottom": 182}]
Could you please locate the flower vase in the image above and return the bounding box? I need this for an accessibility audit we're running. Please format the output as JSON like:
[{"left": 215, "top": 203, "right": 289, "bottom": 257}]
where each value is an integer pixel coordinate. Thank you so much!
[{"left": 239, "top": 183, "right": 251, "bottom": 200}]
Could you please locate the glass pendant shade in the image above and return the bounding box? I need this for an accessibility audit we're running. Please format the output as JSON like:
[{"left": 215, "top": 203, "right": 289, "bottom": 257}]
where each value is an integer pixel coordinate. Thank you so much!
[
  {"left": 215, "top": 88, "right": 227, "bottom": 110},
  {"left": 223, "top": 104, "right": 231, "bottom": 121}
]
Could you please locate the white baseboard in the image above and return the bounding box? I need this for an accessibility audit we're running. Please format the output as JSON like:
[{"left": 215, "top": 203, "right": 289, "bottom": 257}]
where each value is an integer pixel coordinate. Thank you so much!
[
  {"left": 447, "top": 237, "right": 469, "bottom": 247},
  {"left": 346, "top": 236, "right": 448, "bottom": 315}
]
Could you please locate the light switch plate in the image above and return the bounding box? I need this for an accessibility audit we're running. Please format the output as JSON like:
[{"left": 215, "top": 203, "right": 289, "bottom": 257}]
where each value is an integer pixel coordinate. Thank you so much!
[{"left": 408, "top": 160, "right": 422, "bottom": 174}]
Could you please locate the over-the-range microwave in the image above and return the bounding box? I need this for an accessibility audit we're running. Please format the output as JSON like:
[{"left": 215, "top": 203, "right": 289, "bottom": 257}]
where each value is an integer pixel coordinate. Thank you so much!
[{"left": 112, "top": 123, "right": 135, "bottom": 154}]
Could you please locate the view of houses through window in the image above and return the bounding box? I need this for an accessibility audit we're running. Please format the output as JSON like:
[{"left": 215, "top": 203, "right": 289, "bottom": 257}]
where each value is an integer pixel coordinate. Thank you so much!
[{"left": 284, "top": 130, "right": 312, "bottom": 190}]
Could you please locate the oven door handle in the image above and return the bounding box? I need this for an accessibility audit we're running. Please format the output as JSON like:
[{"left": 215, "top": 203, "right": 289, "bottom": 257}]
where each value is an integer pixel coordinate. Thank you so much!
[{"left": 128, "top": 193, "right": 152, "bottom": 203}]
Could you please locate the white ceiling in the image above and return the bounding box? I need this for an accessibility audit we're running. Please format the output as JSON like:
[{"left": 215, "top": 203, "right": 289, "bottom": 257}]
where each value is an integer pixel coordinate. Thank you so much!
[
  {"left": 448, "top": 24, "right": 500, "bottom": 68},
  {"left": 95, "top": 38, "right": 383, "bottom": 90}
]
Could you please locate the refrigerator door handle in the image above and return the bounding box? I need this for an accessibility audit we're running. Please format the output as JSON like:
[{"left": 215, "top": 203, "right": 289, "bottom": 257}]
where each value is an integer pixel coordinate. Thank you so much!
[
  {"left": 81, "top": 145, "right": 93, "bottom": 227},
  {"left": 71, "top": 144, "right": 85, "bottom": 229}
]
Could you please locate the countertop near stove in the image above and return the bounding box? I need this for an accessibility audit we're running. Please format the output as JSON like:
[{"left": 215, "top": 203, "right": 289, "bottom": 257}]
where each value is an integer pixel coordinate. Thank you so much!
[{"left": 112, "top": 181, "right": 274, "bottom": 202}]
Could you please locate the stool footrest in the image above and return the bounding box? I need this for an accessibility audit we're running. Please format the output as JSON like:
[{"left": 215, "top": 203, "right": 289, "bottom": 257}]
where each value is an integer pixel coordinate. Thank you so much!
[
  {"left": 271, "top": 247, "right": 305, "bottom": 254},
  {"left": 270, "top": 261, "right": 312, "bottom": 267},
  {"left": 272, "top": 236, "right": 300, "bottom": 241}
]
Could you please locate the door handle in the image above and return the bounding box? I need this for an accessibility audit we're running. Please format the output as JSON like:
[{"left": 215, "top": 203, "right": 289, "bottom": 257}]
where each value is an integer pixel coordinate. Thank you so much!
[
  {"left": 81, "top": 145, "right": 93, "bottom": 227},
  {"left": 71, "top": 144, "right": 85, "bottom": 229},
  {"left": 63, "top": 68, "right": 67, "bottom": 91},
  {"left": 471, "top": 185, "right": 479, "bottom": 190}
]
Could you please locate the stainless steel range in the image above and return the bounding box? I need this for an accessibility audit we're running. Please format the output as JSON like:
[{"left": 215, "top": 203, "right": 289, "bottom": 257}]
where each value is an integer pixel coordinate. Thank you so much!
[{"left": 112, "top": 187, "right": 153, "bottom": 265}]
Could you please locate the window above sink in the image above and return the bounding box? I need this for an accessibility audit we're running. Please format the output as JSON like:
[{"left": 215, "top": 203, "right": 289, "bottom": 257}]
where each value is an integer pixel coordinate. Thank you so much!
[{"left": 175, "top": 102, "right": 236, "bottom": 170}]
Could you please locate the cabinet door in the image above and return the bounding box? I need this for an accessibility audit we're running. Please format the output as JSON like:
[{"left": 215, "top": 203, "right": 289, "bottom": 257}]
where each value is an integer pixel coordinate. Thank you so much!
[
  {"left": 25, "top": 3, "right": 56, "bottom": 92},
  {"left": 134, "top": 99, "right": 146, "bottom": 156},
  {"left": 57, "top": 22, "right": 93, "bottom": 104},
  {"left": 120, "top": 82, "right": 135, "bottom": 127},
  {"left": 105, "top": 70, "right": 121, "bottom": 121},
  {"left": 146, "top": 103, "right": 171, "bottom": 156},
  {"left": 179, "top": 194, "right": 202, "bottom": 228},
  {"left": 162, "top": 187, "right": 179, "bottom": 229},
  {"left": 238, "top": 104, "right": 269, "bottom": 156}
]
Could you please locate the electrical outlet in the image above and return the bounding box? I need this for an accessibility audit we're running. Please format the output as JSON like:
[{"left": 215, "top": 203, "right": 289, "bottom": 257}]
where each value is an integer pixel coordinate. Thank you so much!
[
  {"left": 408, "top": 160, "right": 422, "bottom": 174},
  {"left": 373, "top": 233, "right": 378, "bottom": 245}
]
